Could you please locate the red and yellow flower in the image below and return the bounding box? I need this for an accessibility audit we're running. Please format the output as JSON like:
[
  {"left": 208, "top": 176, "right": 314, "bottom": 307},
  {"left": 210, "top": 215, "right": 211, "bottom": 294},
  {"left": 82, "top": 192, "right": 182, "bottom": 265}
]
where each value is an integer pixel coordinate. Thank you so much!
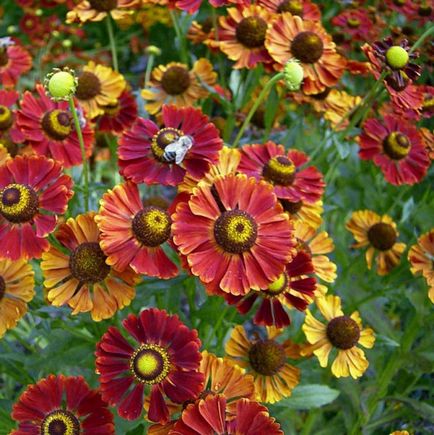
[
  {"left": 0, "top": 38, "right": 32, "bottom": 88},
  {"left": 17, "top": 84, "right": 94, "bottom": 167},
  {"left": 95, "top": 308, "right": 204, "bottom": 423},
  {"left": 0, "top": 155, "right": 73, "bottom": 261},
  {"left": 142, "top": 59, "right": 217, "bottom": 115},
  {"left": 225, "top": 325, "right": 300, "bottom": 403},
  {"left": 258, "top": 0, "right": 321, "bottom": 21},
  {"left": 96, "top": 181, "right": 178, "bottom": 278},
  {"left": 265, "top": 14, "right": 346, "bottom": 94},
  {"left": 0, "top": 89, "right": 24, "bottom": 147},
  {"left": 302, "top": 295, "right": 375, "bottom": 378},
  {"left": 41, "top": 212, "right": 139, "bottom": 321},
  {"left": 118, "top": 105, "right": 223, "bottom": 186},
  {"left": 172, "top": 173, "right": 295, "bottom": 296},
  {"left": 346, "top": 210, "right": 406, "bottom": 276},
  {"left": 11, "top": 374, "right": 115, "bottom": 434},
  {"left": 359, "top": 115, "right": 430, "bottom": 186},
  {"left": 280, "top": 198, "right": 323, "bottom": 230},
  {"left": 408, "top": 229, "right": 434, "bottom": 303},
  {"left": 66, "top": 0, "right": 139, "bottom": 23},
  {"left": 331, "top": 9, "right": 375, "bottom": 42},
  {"left": 238, "top": 141, "right": 325, "bottom": 203},
  {"left": 0, "top": 259, "right": 34, "bottom": 338}
]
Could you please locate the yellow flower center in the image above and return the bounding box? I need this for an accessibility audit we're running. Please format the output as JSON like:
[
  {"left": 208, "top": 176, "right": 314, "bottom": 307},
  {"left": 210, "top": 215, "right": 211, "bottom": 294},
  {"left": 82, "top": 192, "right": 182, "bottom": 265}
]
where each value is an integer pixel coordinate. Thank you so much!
[
  {"left": 41, "top": 409, "right": 80, "bottom": 435},
  {"left": 347, "top": 17, "right": 361, "bottom": 28},
  {"left": 69, "top": 242, "right": 110, "bottom": 284},
  {"left": 41, "top": 110, "right": 72, "bottom": 140},
  {"left": 0, "top": 48, "right": 8, "bottom": 67},
  {"left": 383, "top": 131, "right": 411, "bottom": 160},
  {"left": 132, "top": 206, "right": 171, "bottom": 247},
  {"left": 151, "top": 127, "right": 184, "bottom": 162},
  {"left": 0, "top": 276, "right": 5, "bottom": 301},
  {"left": 76, "top": 71, "right": 101, "bottom": 101},
  {"left": 161, "top": 65, "right": 191, "bottom": 95},
  {"left": 367, "top": 222, "right": 397, "bottom": 251},
  {"left": 130, "top": 344, "right": 171, "bottom": 384},
  {"left": 277, "top": 0, "right": 303, "bottom": 16},
  {"left": 214, "top": 210, "right": 258, "bottom": 254},
  {"left": 263, "top": 155, "right": 296, "bottom": 186},
  {"left": 89, "top": 0, "right": 117, "bottom": 12},
  {"left": 263, "top": 272, "right": 288, "bottom": 297},
  {"left": 0, "top": 105, "right": 13, "bottom": 131},
  {"left": 326, "top": 315, "right": 360, "bottom": 350},
  {"left": 0, "top": 183, "right": 39, "bottom": 223},
  {"left": 291, "top": 31, "right": 324, "bottom": 64},
  {"left": 248, "top": 339, "right": 286, "bottom": 376},
  {"left": 236, "top": 16, "right": 268, "bottom": 48},
  {"left": 280, "top": 199, "right": 303, "bottom": 215}
]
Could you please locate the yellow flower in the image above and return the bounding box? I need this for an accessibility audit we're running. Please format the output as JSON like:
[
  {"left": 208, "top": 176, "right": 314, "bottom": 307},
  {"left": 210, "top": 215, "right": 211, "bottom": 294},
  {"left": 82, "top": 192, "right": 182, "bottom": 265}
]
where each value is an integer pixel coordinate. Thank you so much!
[
  {"left": 0, "top": 143, "right": 10, "bottom": 166},
  {"left": 225, "top": 325, "right": 300, "bottom": 403},
  {"left": 302, "top": 295, "right": 375, "bottom": 379},
  {"left": 346, "top": 210, "right": 406, "bottom": 276},
  {"left": 0, "top": 259, "right": 35, "bottom": 338},
  {"left": 323, "top": 89, "right": 362, "bottom": 131},
  {"left": 142, "top": 59, "right": 217, "bottom": 115},
  {"left": 75, "top": 61, "right": 126, "bottom": 119},
  {"left": 280, "top": 198, "right": 324, "bottom": 230},
  {"left": 66, "top": 0, "right": 139, "bottom": 24},
  {"left": 408, "top": 229, "right": 434, "bottom": 303}
]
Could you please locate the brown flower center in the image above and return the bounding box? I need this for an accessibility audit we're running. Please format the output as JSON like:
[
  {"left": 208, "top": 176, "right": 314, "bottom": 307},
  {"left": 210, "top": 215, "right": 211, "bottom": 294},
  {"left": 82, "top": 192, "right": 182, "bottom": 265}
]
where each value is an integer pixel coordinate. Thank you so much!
[
  {"left": 0, "top": 136, "right": 18, "bottom": 157},
  {"left": 311, "top": 87, "right": 331, "bottom": 100},
  {"left": 418, "top": 5, "right": 432, "bottom": 16},
  {"left": 393, "top": 0, "right": 406, "bottom": 5},
  {"left": 130, "top": 344, "right": 171, "bottom": 384},
  {"left": 161, "top": 65, "right": 191, "bottom": 95},
  {"left": 41, "top": 110, "right": 73, "bottom": 141},
  {"left": 236, "top": 16, "right": 268, "bottom": 48},
  {"left": 0, "top": 105, "right": 13, "bottom": 131},
  {"left": 277, "top": 0, "right": 303, "bottom": 16},
  {"left": 132, "top": 206, "right": 171, "bottom": 247},
  {"left": 76, "top": 72, "right": 101, "bottom": 101},
  {"left": 280, "top": 199, "right": 303, "bottom": 215},
  {"left": 367, "top": 222, "right": 397, "bottom": 251},
  {"left": 291, "top": 31, "right": 324, "bottom": 64},
  {"left": 89, "top": 0, "right": 117, "bottom": 11},
  {"left": 383, "top": 132, "right": 411, "bottom": 160},
  {"left": 0, "top": 276, "right": 5, "bottom": 301},
  {"left": 0, "top": 48, "right": 8, "bottom": 67},
  {"left": 326, "top": 315, "right": 360, "bottom": 350},
  {"left": 0, "top": 184, "right": 38, "bottom": 223},
  {"left": 214, "top": 209, "right": 258, "bottom": 254},
  {"left": 41, "top": 409, "right": 80, "bottom": 435},
  {"left": 263, "top": 155, "right": 296, "bottom": 186},
  {"left": 347, "top": 18, "right": 360, "bottom": 28},
  {"left": 201, "top": 17, "right": 214, "bottom": 34},
  {"left": 69, "top": 242, "right": 110, "bottom": 284},
  {"left": 151, "top": 127, "right": 183, "bottom": 162},
  {"left": 248, "top": 339, "right": 286, "bottom": 375}
]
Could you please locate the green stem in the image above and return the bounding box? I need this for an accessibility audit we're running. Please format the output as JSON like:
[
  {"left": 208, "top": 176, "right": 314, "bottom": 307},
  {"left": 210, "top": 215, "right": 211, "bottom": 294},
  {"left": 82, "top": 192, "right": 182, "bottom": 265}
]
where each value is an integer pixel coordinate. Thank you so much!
[
  {"left": 170, "top": 10, "right": 188, "bottom": 65},
  {"left": 232, "top": 72, "right": 283, "bottom": 148},
  {"left": 211, "top": 8, "right": 227, "bottom": 89},
  {"left": 144, "top": 53, "right": 155, "bottom": 88},
  {"left": 106, "top": 16, "right": 118, "bottom": 72},
  {"left": 203, "top": 305, "right": 230, "bottom": 349},
  {"left": 69, "top": 98, "right": 89, "bottom": 212},
  {"left": 410, "top": 24, "right": 434, "bottom": 53}
]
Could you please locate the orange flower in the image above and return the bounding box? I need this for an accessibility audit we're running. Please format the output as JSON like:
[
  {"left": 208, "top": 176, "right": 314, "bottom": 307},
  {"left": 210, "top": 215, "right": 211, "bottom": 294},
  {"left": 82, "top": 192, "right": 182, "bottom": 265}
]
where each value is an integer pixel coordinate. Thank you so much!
[{"left": 265, "top": 14, "right": 346, "bottom": 94}]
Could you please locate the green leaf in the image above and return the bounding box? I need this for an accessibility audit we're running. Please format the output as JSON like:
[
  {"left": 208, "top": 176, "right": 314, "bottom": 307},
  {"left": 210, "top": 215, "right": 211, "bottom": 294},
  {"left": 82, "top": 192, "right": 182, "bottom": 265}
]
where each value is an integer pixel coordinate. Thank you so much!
[
  {"left": 126, "top": 424, "right": 146, "bottom": 435},
  {"left": 274, "top": 385, "right": 340, "bottom": 410},
  {"left": 386, "top": 396, "right": 434, "bottom": 423},
  {"left": 264, "top": 85, "right": 279, "bottom": 132}
]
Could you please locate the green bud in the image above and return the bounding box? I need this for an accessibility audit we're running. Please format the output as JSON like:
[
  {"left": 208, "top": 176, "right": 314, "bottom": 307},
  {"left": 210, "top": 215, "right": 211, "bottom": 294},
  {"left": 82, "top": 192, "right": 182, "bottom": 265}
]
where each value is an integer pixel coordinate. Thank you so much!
[
  {"left": 44, "top": 68, "right": 77, "bottom": 101},
  {"left": 145, "top": 45, "right": 162, "bottom": 56},
  {"left": 385, "top": 46, "right": 409, "bottom": 69},
  {"left": 284, "top": 60, "right": 304, "bottom": 91}
]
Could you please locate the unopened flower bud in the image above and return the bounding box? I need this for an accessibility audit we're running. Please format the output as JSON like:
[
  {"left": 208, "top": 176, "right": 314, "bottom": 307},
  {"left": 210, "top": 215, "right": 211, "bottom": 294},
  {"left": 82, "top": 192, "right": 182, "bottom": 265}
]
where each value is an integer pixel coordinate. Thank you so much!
[
  {"left": 44, "top": 68, "right": 77, "bottom": 101},
  {"left": 385, "top": 46, "right": 409, "bottom": 69},
  {"left": 284, "top": 60, "right": 304, "bottom": 91}
]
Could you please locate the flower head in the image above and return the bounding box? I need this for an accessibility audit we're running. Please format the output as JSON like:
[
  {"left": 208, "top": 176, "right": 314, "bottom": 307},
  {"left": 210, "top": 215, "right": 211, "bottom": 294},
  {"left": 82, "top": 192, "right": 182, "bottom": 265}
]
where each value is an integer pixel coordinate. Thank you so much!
[
  {"left": 95, "top": 308, "right": 204, "bottom": 424},
  {"left": 302, "top": 295, "right": 375, "bottom": 378},
  {"left": 44, "top": 67, "right": 77, "bottom": 101},
  {"left": 0, "top": 38, "right": 32, "bottom": 88}
]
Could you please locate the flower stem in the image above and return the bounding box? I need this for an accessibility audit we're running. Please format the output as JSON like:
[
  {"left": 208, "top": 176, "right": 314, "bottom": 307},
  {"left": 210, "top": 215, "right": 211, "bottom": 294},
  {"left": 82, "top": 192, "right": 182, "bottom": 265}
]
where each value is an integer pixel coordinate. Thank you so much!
[
  {"left": 106, "top": 15, "right": 118, "bottom": 71},
  {"left": 69, "top": 98, "right": 89, "bottom": 212},
  {"left": 410, "top": 24, "right": 434, "bottom": 53},
  {"left": 232, "top": 72, "right": 284, "bottom": 148},
  {"left": 170, "top": 10, "right": 188, "bottom": 65},
  {"left": 144, "top": 53, "right": 155, "bottom": 88}
]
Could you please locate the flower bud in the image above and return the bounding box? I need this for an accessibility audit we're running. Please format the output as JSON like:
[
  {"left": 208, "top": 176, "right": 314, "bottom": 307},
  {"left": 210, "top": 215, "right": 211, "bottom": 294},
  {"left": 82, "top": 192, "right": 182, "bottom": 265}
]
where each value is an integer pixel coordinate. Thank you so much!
[
  {"left": 44, "top": 68, "right": 77, "bottom": 101},
  {"left": 385, "top": 46, "right": 409, "bottom": 69},
  {"left": 284, "top": 60, "right": 304, "bottom": 91}
]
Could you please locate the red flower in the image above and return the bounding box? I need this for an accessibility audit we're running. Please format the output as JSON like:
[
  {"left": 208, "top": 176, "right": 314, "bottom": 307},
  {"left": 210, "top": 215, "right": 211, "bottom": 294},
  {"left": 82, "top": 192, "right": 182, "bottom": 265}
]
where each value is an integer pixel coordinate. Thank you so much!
[
  {"left": 224, "top": 251, "right": 316, "bottom": 328},
  {"left": 97, "top": 88, "right": 138, "bottom": 135},
  {"left": 118, "top": 105, "right": 223, "bottom": 186},
  {"left": 95, "top": 308, "right": 204, "bottom": 424},
  {"left": 259, "top": 0, "right": 321, "bottom": 21},
  {"left": 17, "top": 84, "right": 94, "bottom": 167},
  {"left": 359, "top": 115, "right": 430, "bottom": 186},
  {"left": 172, "top": 394, "right": 283, "bottom": 434},
  {"left": 0, "top": 39, "right": 32, "bottom": 88},
  {"left": 0, "top": 155, "right": 73, "bottom": 260},
  {"left": 0, "top": 89, "right": 25, "bottom": 146},
  {"left": 96, "top": 181, "right": 178, "bottom": 278},
  {"left": 331, "top": 9, "right": 375, "bottom": 41},
  {"left": 238, "top": 141, "right": 324, "bottom": 203},
  {"left": 11, "top": 374, "right": 115, "bottom": 435},
  {"left": 172, "top": 174, "right": 295, "bottom": 296}
]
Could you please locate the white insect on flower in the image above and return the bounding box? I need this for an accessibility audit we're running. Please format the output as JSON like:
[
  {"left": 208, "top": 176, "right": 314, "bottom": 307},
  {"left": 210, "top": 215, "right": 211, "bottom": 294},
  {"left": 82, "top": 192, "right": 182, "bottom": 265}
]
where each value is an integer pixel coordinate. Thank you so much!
[
  {"left": 0, "top": 37, "right": 15, "bottom": 48},
  {"left": 74, "top": 104, "right": 87, "bottom": 129},
  {"left": 163, "top": 135, "right": 194, "bottom": 165}
]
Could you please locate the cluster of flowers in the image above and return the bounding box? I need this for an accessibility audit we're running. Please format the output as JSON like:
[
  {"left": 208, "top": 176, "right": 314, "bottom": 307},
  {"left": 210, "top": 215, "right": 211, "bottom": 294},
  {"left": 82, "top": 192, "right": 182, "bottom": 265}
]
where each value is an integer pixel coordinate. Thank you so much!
[{"left": 0, "top": 0, "right": 432, "bottom": 433}]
